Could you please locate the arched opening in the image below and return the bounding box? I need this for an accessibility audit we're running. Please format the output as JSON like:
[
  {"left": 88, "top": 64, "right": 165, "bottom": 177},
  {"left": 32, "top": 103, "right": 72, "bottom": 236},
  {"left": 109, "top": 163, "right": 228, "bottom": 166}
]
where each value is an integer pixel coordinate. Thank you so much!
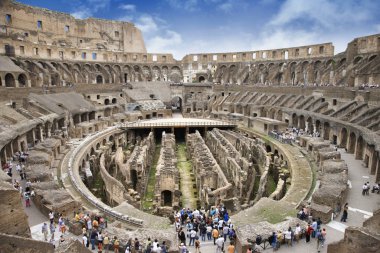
[
  {"left": 323, "top": 122, "right": 330, "bottom": 141},
  {"left": 96, "top": 143, "right": 100, "bottom": 150},
  {"left": 102, "top": 139, "right": 107, "bottom": 146},
  {"left": 161, "top": 190, "right": 173, "bottom": 206},
  {"left": 315, "top": 120, "right": 321, "bottom": 135},
  {"left": 171, "top": 96, "right": 182, "bottom": 113},
  {"left": 348, "top": 132, "right": 356, "bottom": 153},
  {"left": 355, "top": 136, "right": 364, "bottom": 160},
  {"left": 130, "top": 169, "right": 138, "bottom": 190},
  {"left": 340, "top": 128, "right": 348, "bottom": 148},
  {"left": 292, "top": 113, "right": 298, "bottom": 127},
  {"left": 276, "top": 110, "right": 282, "bottom": 121},
  {"left": 112, "top": 98, "right": 117, "bottom": 104},
  {"left": 299, "top": 115, "right": 305, "bottom": 130},
  {"left": 198, "top": 75, "right": 206, "bottom": 83},
  {"left": 269, "top": 109, "right": 275, "bottom": 119},
  {"left": 104, "top": 99, "right": 110, "bottom": 105},
  {"left": 18, "top": 74, "right": 27, "bottom": 87},
  {"left": 96, "top": 75, "right": 103, "bottom": 84},
  {"left": 266, "top": 145, "right": 272, "bottom": 153},
  {"left": 5, "top": 73, "right": 15, "bottom": 87},
  {"left": 306, "top": 117, "right": 313, "bottom": 133}
]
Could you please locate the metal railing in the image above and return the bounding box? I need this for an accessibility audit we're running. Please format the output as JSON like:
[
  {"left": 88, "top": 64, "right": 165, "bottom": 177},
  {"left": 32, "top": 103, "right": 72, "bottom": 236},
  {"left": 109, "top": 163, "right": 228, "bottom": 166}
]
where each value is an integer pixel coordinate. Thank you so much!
[{"left": 121, "top": 120, "right": 236, "bottom": 128}]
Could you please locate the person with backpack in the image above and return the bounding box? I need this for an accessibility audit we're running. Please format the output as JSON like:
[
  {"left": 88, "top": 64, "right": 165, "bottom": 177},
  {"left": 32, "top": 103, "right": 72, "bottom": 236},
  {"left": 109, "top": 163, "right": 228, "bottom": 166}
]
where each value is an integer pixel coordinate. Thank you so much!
[{"left": 269, "top": 232, "right": 277, "bottom": 251}]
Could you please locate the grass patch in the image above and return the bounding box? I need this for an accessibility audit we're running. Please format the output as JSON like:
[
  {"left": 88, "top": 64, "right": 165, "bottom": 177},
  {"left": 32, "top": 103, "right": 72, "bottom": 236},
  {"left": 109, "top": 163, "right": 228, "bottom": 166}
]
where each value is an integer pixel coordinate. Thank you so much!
[
  {"left": 141, "top": 144, "right": 161, "bottom": 211},
  {"left": 176, "top": 143, "right": 198, "bottom": 209},
  {"left": 256, "top": 205, "right": 297, "bottom": 224},
  {"left": 267, "top": 173, "right": 277, "bottom": 195}
]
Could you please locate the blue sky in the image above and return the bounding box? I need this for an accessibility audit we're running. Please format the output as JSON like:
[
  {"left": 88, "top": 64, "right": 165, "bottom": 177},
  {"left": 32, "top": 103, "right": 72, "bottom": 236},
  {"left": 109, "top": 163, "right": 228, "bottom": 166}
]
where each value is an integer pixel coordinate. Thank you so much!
[{"left": 18, "top": 0, "right": 380, "bottom": 60}]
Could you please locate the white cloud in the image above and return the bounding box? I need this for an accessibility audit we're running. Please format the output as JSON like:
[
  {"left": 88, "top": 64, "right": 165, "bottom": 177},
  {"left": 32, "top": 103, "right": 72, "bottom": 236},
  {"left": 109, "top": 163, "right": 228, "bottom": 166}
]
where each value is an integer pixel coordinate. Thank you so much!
[
  {"left": 119, "top": 4, "right": 136, "bottom": 12},
  {"left": 71, "top": 9, "right": 92, "bottom": 19},
  {"left": 147, "top": 30, "right": 183, "bottom": 52},
  {"left": 136, "top": 15, "right": 159, "bottom": 33},
  {"left": 166, "top": 0, "right": 199, "bottom": 11},
  {"left": 218, "top": 0, "right": 233, "bottom": 12}
]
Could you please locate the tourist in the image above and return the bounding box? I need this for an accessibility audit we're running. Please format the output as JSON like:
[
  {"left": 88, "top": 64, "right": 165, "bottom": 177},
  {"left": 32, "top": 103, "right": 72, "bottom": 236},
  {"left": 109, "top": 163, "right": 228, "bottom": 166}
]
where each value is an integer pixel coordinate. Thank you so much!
[
  {"left": 223, "top": 223, "right": 229, "bottom": 241},
  {"left": 206, "top": 223, "right": 213, "bottom": 240},
  {"left": 341, "top": 203, "right": 348, "bottom": 222},
  {"left": 212, "top": 226, "right": 219, "bottom": 245},
  {"left": 200, "top": 222, "right": 207, "bottom": 241},
  {"left": 82, "top": 233, "right": 88, "bottom": 248},
  {"left": 161, "top": 241, "right": 167, "bottom": 253},
  {"left": 227, "top": 241, "right": 235, "bottom": 253},
  {"left": 195, "top": 237, "right": 201, "bottom": 253},
  {"left": 49, "top": 211, "right": 54, "bottom": 224},
  {"left": 59, "top": 235, "right": 65, "bottom": 245},
  {"left": 311, "top": 219, "right": 318, "bottom": 238},
  {"left": 90, "top": 229, "right": 97, "bottom": 250},
  {"left": 49, "top": 223, "right": 56, "bottom": 241},
  {"left": 179, "top": 242, "right": 187, "bottom": 253},
  {"left": 113, "top": 236, "right": 120, "bottom": 253},
  {"left": 41, "top": 222, "right": 48, "bottom": 241},
  {"left": 362, "top": 183, "right": 367, "bottom": 195},
  {"left": 321, "top": 228, "right": 327, "bottom": 247},
  {"left": 178, "top": 228, "right": 186, "bottom": 245},
  {"left": 269, "top": 232, "right": 277, "bottom": 251},
  {"left": 134, "top": 238, "right": 140, "bottom": 252},
  {"left": 305, "top": 224, "right": 312, "bottom": 243},
  {"left": 97, "top": 231, "right": 103, "bottom": 248},
  {"left": 294, "top": 223, "right": 301, "bottom": 242},
  {"left": 366, "top": 182, "right": 370, "bottom": 195},
  {"left": 215, "top": 235, "right": 225, "bottom": 253},
  {"left": 284, "top": 227, "right": 292, "bottom": 246},
  {"left": 372, "top": 182, "right": 380, "bottom": 193},
  {"left": 190, "top": 227, "right": 197, "bottom": 246}
]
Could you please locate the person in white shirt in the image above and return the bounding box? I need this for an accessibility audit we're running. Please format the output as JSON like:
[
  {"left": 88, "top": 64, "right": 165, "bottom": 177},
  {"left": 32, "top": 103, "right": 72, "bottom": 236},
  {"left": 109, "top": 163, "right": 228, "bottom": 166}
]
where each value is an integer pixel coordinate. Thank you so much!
[
  {"left": 294, "top": 224, "right": 301, "bottom": 242},
  {"left": 82, "top": 234, "right": 88, "bottom": 247}
]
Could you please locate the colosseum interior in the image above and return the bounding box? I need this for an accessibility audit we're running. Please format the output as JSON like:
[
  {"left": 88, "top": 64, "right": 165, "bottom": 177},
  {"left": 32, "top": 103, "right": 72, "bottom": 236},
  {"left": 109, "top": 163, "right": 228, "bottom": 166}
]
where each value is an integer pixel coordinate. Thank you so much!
[{"left": 0, "top": 0, "right": 379, "bottom": 253}]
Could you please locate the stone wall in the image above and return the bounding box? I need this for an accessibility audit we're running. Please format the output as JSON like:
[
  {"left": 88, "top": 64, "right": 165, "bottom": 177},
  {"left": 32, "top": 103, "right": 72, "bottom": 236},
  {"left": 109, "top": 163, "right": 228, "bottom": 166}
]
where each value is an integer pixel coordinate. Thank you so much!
[
  {"left": 154, "top": 132, "right": 180, "bottom": 215},
  {"left": 187, "top": 130, "right": 232, "bottom": 208},
  {"left": 0, "top": 181, "right": 30, "bottom": 238},
  {"left": 0, "top": 232, "right": 54, "bottom": 253},
  {"left": 327, "top": 209, "right": 380, "bottom": 253}
]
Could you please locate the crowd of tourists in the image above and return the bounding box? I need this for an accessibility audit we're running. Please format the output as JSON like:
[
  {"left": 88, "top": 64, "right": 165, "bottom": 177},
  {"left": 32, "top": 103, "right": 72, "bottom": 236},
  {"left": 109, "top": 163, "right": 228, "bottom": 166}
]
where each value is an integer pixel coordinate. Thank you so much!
[{"left": 175, "top": 205, "right": 237, "bottom": 253}]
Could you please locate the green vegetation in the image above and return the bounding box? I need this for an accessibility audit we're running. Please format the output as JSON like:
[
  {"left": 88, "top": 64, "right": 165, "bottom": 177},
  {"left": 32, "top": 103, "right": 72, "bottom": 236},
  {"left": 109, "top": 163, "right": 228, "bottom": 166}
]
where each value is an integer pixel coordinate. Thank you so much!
[
  {"left": 142, "top": 144, "right": 161, "bottom": 211},
  {"left": 177, "top": 143, "right": 198, "bottom": 209},
  {"left": 92, "top": 171, "right": 108, "bottom": 205},
  {"left": 256, "top": 205, "right": 297, "bottom": 224},
  {"left": 267, "top": 173, "right": 277, "bottom": 195}
]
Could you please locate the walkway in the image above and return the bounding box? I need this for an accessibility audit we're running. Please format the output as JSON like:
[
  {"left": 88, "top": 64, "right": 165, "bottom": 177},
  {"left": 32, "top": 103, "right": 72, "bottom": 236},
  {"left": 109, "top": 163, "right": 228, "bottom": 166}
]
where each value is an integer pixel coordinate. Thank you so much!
[
  {"left": 177, "top": 143, "right": 197, "bottom": 210},
  {"left": 260, "top": 148, "right": 379, "bottom": 252}
]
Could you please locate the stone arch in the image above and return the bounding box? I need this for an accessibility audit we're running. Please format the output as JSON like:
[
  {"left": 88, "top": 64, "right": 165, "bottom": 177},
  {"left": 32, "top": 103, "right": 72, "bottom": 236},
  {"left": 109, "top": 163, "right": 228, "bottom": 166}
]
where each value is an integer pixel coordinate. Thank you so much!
[
  {"left": 292, "top": 113, "right": 298, "bottom": 127},
  {"left": 96, "top": 75, "right": 103, "bottom": 84},
  {"left": 130, "top": 169, "right": 138, "bottom": 190},
  {"left": 368, "top": 54, "right": 377, "bottom": 62},
  {"left": 102, "top": 139, "right": 107, "bottom": 146},
  {"left": 170, "top": 66, "right": 182, "bottom": 83},
  {"left": 5, "top": 73, "right": 16, "bottom": 87},
  {"left": 96, "top": 143, "right": 100, "bottom": 150},
  {"left": 306, "top": 117, "right": 313, "bottom": 133},
  {"left": 104, "top": 98, "right": 110, "bottom": 105},
  {"left": 348, "top": 132, "right": 356, "bottom": 153},
  {"left": 323, "top": 121, "right": 330, "bottom": 140},
  {"left": 198, "top": 75, "right": 206, "bottom": 83},
  {"left": 17, "top": 73, "right": 28, "bottom": 87},
  {"left": 266, "top": 145, "right": 272, "bottom": 153},
  {"left": 353, "top": 56, "right": 363, "bottom": 65},
  {"left": 276, "top": 110, "right": 283, "bottom": 121},
  {"left": 161, "top": 190, "right": 173, "bottom": 206},
  {"left": 315, "top": 120, "right": 321, "bottom": 134},
  {"left": 151, "top": 66, "right": 161, "bottom": 81},
  {"left": 112, "top": 98, "right": 117, "bottom": 104},
  {"left": 299, "top": 115, "right": 306, "bottom": 130},
  {"left": 268, "top": 108, "right": 276, "bottom": 119},
  {"left": 355, "top": 135, "right": 364, "bottom": 160},
  {"left": 340, "top": 127, "right": 348, "bottom": 148}
]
